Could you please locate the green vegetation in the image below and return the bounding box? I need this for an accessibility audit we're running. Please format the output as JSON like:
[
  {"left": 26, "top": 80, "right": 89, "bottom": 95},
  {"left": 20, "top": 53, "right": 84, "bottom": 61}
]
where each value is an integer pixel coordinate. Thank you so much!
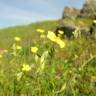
[
  {"left": 0, "top": 19, "right": 96, "bottom": 96},
  {"left": 0, "top": 20, "right": 58, "bottom": 48}
]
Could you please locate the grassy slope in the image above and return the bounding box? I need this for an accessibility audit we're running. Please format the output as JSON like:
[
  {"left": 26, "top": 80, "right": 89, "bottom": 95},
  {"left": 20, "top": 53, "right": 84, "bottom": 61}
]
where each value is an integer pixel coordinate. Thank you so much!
[
  {"left": 0, "top": 19, "right": 96, "bottom": 96},
  {"left": 0, "top": 17, "right": 93, "bottom": 48},
  {"left": 0, "top": 18, "right": 93, "bottom": 48},
  {"left": 0, "top": 20, "right": 58, "bottom": 48}
]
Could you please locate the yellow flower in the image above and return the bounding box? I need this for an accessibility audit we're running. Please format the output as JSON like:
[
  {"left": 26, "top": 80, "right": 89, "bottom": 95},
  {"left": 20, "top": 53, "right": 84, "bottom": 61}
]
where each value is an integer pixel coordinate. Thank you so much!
[
  {"left": 22, "top": 64, "right": 31, "bottom": 72},
  {"left": 47, "top": 31, "right": 57, "bottom": 42},
  {"left": 59, "top": 41, "right": 65, "bottom": 48},
  {"left": 16, "top": 45, "right": 22, "bottom": 50},
  {"left": 47, "top": 31, "right": 65, "bottom": 48},
  {"left": 14, "top": 37, "right": 21, "bottom": 42},
  {"left": 36, "top": 29, "right": 45, "bottom": 33},
  {"left": 55, "top": 37, "right": 65, "bottom": 48},
  {"left": 0, "top": 54, "right": 3, "bottom": 58},
  {"left": 93, "top": 20, "right": 96, "bottom": 24},
  {"left": 58, "top": 30, "right": 64, "bottom": 35},
  {"left": 31, "top": 47, "right": 38, "bottom": 53}
]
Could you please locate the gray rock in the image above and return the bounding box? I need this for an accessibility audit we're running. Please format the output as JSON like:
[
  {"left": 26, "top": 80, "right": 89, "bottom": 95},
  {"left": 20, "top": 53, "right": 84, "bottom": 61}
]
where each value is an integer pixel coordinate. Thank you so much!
[
  {"left": 80, "top": 0, "right": 96, "bottom": 18},
  {"left": 55, "top": 0, "right": 96, "bottom": 39},
  {"left": 80, "top": 27, "right": 90, "bottom": 36},
  {"left": 62, "top": 6, "right": 80, "bottom": 19}
]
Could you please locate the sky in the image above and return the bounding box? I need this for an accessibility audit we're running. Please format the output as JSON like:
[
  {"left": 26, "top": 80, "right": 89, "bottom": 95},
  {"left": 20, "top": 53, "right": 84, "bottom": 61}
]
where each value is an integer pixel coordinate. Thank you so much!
[{"left": 0, "top": 0, "right": 85, "bottom": 28}]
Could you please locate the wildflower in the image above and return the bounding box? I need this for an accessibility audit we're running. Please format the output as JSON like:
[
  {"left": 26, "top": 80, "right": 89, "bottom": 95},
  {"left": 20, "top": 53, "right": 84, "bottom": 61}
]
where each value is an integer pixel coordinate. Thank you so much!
[
  {"left": 36, "top": 29, "right": 45, "bottom": 33},
  {"left": 58, "top": 40, "right": 65, "bottom": 48},
  {"left": 47, "top": 31, "right": 57, "bottom": 42},
  {"left": 58, "top": 30, "right": 64, "bottom": 35},
  {"left": 55, "top": 37, "right": 65, "bottom": 48},
  {"left": 0, "top": 54, "right": 3, "bottom": 58},
  {"left": 14, "top": 36, "right": 21, "bottom": 42},
  {"left": 22, "top": 64, "right": 31, "bottom": 72},
  {"left": 93, "top": 20, "right": 96, "bottom": 24},
  {"left": 16, "top": 45, "right": 22, "bottom": 50},
  {"left": 31, "top": 46, "right": 38, "bottom": 53},
  {"left": 47, "top": 31, "right": 65, "bottom": 48}
]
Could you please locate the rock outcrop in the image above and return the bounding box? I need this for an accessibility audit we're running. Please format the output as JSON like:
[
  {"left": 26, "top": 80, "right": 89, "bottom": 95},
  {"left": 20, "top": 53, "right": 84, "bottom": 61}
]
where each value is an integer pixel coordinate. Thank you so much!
[
  {"left": 80, "top": 0, "right": 96, "bottom": 18},
  {"left": 62, "top": 6, "right": 80, "bottom": 19},
  {"left": 62, "top": 0, "right": 96, "bottom": 19},
  {"left": 55, "top": 0, "right": 96, "bottom": 38}
]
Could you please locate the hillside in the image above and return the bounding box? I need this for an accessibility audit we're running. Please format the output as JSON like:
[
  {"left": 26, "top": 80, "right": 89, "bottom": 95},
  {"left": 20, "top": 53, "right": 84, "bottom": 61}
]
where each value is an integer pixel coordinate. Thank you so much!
[
  {"left": 0, "top": 17, "right": 96, "bottom": 96},
  {"left": 0, "top": 20, "right": 58, "bottom": 48},
  {"left": 0, "top": 17, "right": 93, "bottom": 49}
]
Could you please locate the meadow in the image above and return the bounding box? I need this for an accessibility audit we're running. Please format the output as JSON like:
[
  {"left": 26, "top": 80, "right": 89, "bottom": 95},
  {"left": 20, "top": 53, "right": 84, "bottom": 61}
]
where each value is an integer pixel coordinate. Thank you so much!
[{"left": 0, "top": 19, "right": 96, "bottom": 96}]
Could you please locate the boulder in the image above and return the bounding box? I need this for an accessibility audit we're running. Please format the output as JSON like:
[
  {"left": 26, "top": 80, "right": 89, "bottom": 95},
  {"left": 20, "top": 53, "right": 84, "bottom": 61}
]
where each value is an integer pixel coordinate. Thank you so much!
[
  {"left": 62, "top": 6, "right": 80, "bottom": 19},
  {"left": 55, "top": 24, "right": 76, "bottom": 38},
  {"left": 79, "top": 0, "right": 96, "bottom": 18},
  {"left": 80, "top": 27, "right": 90, "bottom": 36}
]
